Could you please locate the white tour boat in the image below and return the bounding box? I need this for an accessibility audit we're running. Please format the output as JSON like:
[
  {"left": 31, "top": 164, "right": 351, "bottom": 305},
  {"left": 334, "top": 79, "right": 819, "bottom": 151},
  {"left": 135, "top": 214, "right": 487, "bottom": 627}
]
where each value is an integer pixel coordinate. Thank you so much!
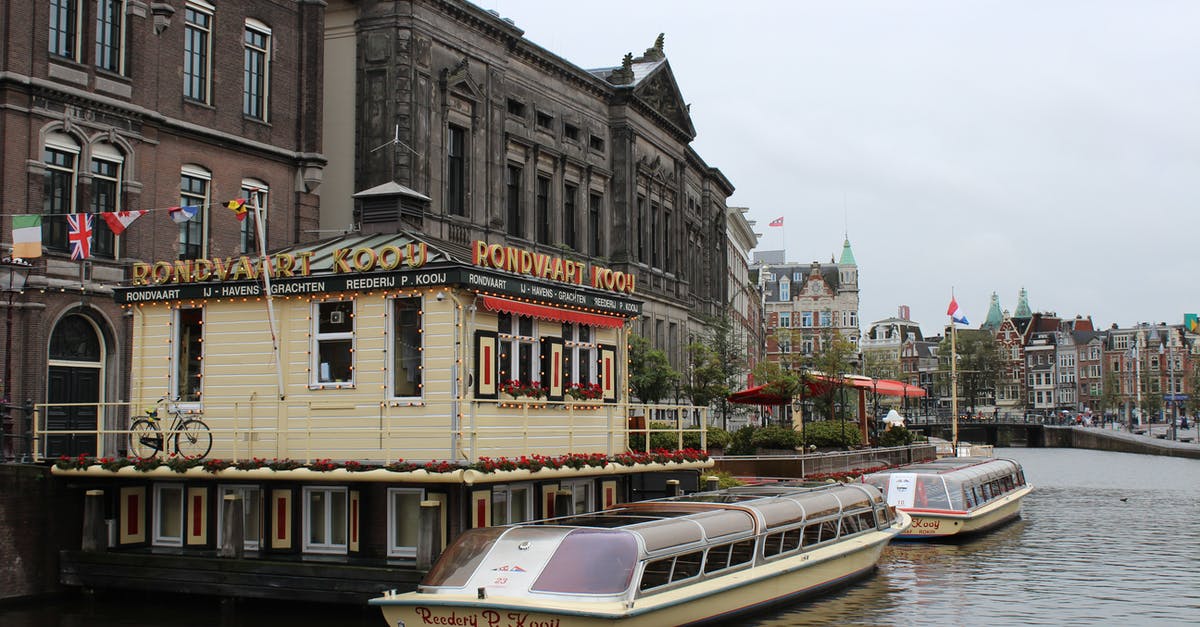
[
  {"left": 371, "top": 482, "right": 910, "bottom": 626},
  {"left": 860, "top": 456, "right": 1032, "bottom": 540}
]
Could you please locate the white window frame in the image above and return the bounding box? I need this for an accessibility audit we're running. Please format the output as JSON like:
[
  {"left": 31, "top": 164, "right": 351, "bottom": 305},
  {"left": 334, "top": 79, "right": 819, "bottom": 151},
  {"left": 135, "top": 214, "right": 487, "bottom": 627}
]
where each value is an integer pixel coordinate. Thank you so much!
[
  {"left": 778, "top": 279, "right": 790, "bottom": 302},
  {"left": 183, "top": 1, "right": 214, "bottom": 103},
  {"left": 179, "top": 164, "right": 210, "bottom": 259},
  {"left": 499, "top": 313, "right": 540, "bottom": 386},
  {"left": 172, "top": 306, "right": 204, "bottom": 408},
  {"left": 559, "top": 479, "right": 593, "bottom": 515},
  {"left": 152, "top": 483, "right": 185, "bottom": 547},
  {"left": 217, "top": 485, "right": 263, "bottom": 551},
  {"left": 386, "top": 487, "right": 426, "bottom": 558},
  {"left": 389, "top": 295, "right": 423, "bottom": 400},
  {"left": 491, "top": 483, "right": 534, "bottom": 526},
  {"left": 302, "top": 486, "right": 348, "bottom": 554},
  {"left": 243, "top": 18, "right": 271, "bottom": 120},
  {"left": 563, "top": 323, "right": 597, "bottom": 386},
  {"left": 311, "top": 299, "right": 355, "bottom": 388},
  {"left": 778, "top": 312, "right": 791, "bottom": 328}
]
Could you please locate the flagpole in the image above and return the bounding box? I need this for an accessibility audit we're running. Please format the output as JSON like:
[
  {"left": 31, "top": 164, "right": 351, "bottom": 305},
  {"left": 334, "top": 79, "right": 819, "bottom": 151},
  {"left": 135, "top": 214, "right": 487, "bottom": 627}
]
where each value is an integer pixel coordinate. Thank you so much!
[
  {"left": 251, "top": 198, "right": 286, "bottom": 400},
  {"left": 949, "top": 291, "right": 959, "bottom": 456}
]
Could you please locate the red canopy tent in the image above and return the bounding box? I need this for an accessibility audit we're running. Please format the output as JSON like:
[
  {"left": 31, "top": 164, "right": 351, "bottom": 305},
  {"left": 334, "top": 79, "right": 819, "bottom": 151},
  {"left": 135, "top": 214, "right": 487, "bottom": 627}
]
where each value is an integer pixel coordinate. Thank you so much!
[{"left": 727, "top": 375, "right": 925, "bottom": 442}]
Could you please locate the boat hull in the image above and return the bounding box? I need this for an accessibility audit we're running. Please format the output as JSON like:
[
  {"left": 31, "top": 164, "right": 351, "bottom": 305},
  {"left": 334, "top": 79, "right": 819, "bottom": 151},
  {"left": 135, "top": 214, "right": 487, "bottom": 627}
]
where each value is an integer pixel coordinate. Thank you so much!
[
  {"left": 373, "top": 513, "right": 910, "bottom": 627},
  {"left": 897, "top": 484, "right": 1032, "bottom": 540}
]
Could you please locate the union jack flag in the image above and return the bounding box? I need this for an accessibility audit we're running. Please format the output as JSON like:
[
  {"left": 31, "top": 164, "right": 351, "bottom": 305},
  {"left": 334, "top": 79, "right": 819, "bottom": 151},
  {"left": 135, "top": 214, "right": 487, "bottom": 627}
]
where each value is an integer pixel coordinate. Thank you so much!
[{"left": 67, "top": 213, "right": 94, "bottom": 260}]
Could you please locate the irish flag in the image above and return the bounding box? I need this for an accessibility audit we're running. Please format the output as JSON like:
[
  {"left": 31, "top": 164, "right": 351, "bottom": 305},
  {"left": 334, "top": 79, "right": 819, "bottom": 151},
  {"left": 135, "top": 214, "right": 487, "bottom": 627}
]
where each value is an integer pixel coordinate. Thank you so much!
[{"left": 12, "top": 215, "right": 42, "bottom": 258}]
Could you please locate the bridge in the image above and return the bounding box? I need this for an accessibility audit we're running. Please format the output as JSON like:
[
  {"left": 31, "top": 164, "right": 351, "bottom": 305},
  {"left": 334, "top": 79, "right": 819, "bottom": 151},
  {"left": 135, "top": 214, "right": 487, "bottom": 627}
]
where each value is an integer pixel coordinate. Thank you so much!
[{"left": 903, "top": 414, "right": 1059, "bottom": 447}]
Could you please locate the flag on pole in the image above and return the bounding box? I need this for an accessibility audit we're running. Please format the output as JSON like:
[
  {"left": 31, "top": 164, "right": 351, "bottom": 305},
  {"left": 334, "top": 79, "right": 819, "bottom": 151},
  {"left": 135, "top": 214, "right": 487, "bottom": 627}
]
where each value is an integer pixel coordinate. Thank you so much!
[
  {"left": 225, "top": 198, "right": 248, "bottom": 222},
  {"left": 168, "top": 205, "right": 199, "bottom": 224},
  {"left": 100, "top": 210, "right": 148, "bottom": 235},
  {"left": 67, "top": 213, "right": 94, "bottom": 260},
  {"left": 11, "top": 215, "right": 43, "bottom": 258},
  {"left": 768, "top": 217, "right": 784, "bottom": 227},
  {"left": 947, "top": 297, "right": 969, "bottom": 325}
]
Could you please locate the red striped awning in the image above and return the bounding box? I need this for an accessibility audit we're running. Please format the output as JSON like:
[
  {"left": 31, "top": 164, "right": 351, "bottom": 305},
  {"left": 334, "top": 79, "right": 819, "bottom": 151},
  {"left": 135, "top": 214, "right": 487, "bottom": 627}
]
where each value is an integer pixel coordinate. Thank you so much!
[{"left": 478, "top": 295, "right": 627, "bottom": 328}]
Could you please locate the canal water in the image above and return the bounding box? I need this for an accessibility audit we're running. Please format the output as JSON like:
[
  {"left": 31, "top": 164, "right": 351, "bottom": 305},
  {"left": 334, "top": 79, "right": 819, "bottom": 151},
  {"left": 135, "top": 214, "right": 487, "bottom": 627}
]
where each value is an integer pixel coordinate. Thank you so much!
[{"left": 2, "top": 448, "right": 1197, "bottom": 626}]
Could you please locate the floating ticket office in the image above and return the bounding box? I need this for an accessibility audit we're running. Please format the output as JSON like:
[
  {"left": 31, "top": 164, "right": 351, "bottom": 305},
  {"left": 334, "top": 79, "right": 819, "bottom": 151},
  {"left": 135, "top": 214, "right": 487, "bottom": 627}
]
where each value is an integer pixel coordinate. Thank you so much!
[{"left": 55, "top": 231, "right": 709, "bottom": 602}]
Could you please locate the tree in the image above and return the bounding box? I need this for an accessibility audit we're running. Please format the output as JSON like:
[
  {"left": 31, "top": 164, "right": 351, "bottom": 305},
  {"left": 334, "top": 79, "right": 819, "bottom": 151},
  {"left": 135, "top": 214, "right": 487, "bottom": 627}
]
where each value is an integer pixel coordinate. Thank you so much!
[
  {"left": 1188, "top": 367, "right": 1200, "bottom": 417},
  {"left": 627, "top": 334, "right": 678, "bottom": 404},
  {"left": 1138, "top": 365, "right": 1162, "bottom": 423},
  {"left": 685, "top": 308, "right": 750, "bottom": 429},
  {"left": 810, "top": 328, "right": 858, "bottom": 423},
  {"left": 1098, "top": 369, "right": 1122, "bottom": 418},
  {"left": 937, "top": 329, "right": 1001, "bottom": 414}
]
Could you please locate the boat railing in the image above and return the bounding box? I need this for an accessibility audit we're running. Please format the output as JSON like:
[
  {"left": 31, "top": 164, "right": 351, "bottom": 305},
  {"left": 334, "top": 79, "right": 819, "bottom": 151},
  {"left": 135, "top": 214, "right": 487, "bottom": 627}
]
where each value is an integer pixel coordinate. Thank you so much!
[{"left": 26, "top": 398, "right": 709, "bottom": 463}]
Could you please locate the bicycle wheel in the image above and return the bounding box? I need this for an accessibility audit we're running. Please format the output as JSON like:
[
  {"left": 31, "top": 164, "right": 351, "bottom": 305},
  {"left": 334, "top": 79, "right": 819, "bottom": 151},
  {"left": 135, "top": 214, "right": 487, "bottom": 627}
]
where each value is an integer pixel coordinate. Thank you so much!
[
  {"left": 129, "top": 419, "right": 163, "bottom": 459},
  {"left": 174, "top": 419, "right": 213, "bottom": 458}
]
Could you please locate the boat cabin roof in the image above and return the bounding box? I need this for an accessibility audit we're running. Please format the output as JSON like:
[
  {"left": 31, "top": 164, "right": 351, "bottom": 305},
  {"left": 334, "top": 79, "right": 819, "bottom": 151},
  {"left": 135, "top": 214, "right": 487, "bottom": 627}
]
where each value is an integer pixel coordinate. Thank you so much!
[{"left": 419, "top": 482, "right": 887, "bottom": 597}]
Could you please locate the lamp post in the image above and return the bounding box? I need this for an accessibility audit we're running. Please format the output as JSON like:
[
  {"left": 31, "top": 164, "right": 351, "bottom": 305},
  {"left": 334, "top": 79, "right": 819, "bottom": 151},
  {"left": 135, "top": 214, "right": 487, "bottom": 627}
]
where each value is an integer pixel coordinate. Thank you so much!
[{"left": 0, "top": 257, "right": 32, "bottom": 461}]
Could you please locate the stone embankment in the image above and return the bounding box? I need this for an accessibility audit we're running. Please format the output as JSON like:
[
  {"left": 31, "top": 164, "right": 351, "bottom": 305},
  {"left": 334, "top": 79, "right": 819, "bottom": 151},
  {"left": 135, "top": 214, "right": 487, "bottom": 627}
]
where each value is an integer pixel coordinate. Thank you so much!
[{"left": 1044, "top": 425, "right": 1200, "bottom": 460}]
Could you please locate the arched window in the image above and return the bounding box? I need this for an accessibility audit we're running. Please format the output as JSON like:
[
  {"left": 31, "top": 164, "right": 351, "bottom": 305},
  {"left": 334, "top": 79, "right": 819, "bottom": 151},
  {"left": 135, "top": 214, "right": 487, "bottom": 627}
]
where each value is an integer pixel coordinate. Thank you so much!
[
  {"left": 43, "top": 132, "right": 80, "bottom": 251},
  {"left": 49, "top": 314, "right": 102, "bottom": 362},
  {"left": 89, "top": 142, "right": 124, "bottom": 258}
]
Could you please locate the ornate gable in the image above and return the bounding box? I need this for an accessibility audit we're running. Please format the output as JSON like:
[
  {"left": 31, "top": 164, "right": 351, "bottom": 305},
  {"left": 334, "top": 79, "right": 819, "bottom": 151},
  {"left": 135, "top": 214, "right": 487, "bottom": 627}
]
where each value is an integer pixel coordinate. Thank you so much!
[{"left": 634, "top": 64, "right": 696, "bottom": 138}]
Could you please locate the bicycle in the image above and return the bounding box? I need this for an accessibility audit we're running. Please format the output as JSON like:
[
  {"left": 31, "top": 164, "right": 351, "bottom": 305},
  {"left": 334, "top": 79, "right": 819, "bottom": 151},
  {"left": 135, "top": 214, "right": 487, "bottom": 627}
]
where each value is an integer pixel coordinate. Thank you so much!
[{"left": 128, "top": 397, "right": 213, "bottom": 459}]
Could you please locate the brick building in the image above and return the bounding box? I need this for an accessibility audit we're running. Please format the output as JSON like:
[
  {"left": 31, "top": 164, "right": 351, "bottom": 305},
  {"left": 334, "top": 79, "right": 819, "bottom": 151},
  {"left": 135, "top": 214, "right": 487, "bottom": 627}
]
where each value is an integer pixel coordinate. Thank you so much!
[{"left": 0, "top": 0, "right": 325, "bottom": 459}]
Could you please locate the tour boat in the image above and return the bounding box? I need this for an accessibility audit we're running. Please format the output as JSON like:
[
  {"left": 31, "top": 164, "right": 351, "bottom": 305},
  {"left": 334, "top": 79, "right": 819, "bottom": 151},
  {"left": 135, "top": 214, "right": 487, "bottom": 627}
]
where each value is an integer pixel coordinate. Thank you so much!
[
  {"left": 860, "top": 457, "right": 1032, "bottom": 540},
  {"left": 370, "top": 482, "right": 910, "bottom": 626}
]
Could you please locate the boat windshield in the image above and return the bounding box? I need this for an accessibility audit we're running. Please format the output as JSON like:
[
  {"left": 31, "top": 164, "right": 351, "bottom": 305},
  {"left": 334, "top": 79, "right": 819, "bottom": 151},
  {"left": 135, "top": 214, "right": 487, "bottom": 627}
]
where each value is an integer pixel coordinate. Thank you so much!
[
  {"left": 421, "top": 527, "right": 507, "bottom": 588},
  {"left": 530, "top": 528, "right": 640, "bottom": 594}
]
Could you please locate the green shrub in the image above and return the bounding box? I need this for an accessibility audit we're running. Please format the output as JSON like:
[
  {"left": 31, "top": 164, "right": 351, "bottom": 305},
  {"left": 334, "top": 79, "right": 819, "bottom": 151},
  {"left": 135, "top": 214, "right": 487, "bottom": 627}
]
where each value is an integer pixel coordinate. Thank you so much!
[
  {"left": 727, "top": 425, "right": 757, "bottom": 455},
  {"left": 706, "top": 426, "right": 733, "bottom": 449},
  {"left": 801, "top": 420, "right": 863, "bottom": 448},
  {"left": 750, "top": 425, "right": 801, "bottom": 450},
  {"left": 877, "top": 425, "right": 916, "bottom": 447},
  {"left": 701, "top": 470, "right": 745, "bottom": 489}
]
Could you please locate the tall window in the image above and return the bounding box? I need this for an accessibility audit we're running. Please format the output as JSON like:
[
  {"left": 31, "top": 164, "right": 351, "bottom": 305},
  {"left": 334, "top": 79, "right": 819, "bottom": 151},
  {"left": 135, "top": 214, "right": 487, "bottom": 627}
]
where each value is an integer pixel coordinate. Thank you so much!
[
  {"left": 174, "top": 307, "right": 203, "bottom": 403},
  {"left": 636, "top": 195, "right": 646, "bottom": 263},
  {"left": 563, "top": 323, "right": 597, "bottom": 387},
  {"left": 303, "top": 487, "right": 347, "bottom": 554},
  {"left": 179, "top": 168, "right": 209, "bottom": 259},
  {"left": 95, "top": 0, "right": 124, "bottom": 72},
  {"left": 499, "top": 313, "right": 537, "bottom": 385},
  {"left": 387, "top": 488, "right": 425, "bottom": 558},
  {"left": 563, "top": 183, "right": 577, "bottom": 250},
  {"left": 589, "top": 192, "right": 602, "bottom": 256},
  {"left": 89, "top": 149, "right": 121, "bottom": 258},
  {"left": 49, "top": 0, "right": 79, "bottom": 60},
  {"left": 313, "top": 300, "right": 354, "bottom": 387},
  {"left": 559, "top": 479, "right": 593, "bottom": 515},
  {"left": 391, "top": 297, "right": 422, "bottom": 398},
  {"left": 240, "top": 180, "right": 267, "bottom": 255},
  {"left": 43, "top": 145, "right": 78, "bottom": 250},
  {"left": 506, "top": 165, "right": 522, "bottom": 237},
  {"left": 184, "top": 2, "right": 213, "bottom": 103},
  {"left": 446, "top": 125, "right": 466, "bottom": 215},
  {"left": 536, "top": 175, "right": 551, "bottom": 244},
  {"left": 218, "top": 485, "right": 263, "bottom": 551},
  {"left": 650, "top": 202, "right": 659, "bottom": 267},
  {"left": 492, "top": 484, "right": 532, "bottom": 526},
  {"left": 152, "top": 484, "right": 185, "bottom": 547},
  {"left": 778, "top": 279, "right": 790, "bottom": 302},
  {"left": 243, "top": 20, "right": 271, "bottom": 120}
]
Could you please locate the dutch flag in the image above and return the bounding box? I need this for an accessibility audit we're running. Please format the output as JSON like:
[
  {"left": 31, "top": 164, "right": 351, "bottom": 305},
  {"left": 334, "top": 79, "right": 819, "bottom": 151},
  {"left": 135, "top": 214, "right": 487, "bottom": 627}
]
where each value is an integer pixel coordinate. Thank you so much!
[{"left": 947, "top": 297, "right": 969, "bottom": 326}]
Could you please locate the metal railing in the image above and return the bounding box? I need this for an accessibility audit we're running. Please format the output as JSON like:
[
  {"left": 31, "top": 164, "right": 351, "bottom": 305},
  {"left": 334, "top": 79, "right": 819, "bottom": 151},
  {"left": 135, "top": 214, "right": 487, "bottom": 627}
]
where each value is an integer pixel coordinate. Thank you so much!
[{"left": 30, "top": 399, "right": 709, "bottom": 464}]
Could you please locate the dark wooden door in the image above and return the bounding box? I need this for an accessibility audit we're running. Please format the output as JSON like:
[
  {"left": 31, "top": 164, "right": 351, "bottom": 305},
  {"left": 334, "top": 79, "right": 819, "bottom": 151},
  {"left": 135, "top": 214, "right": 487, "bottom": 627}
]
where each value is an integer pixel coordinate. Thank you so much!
[{"left": 44, "top": 366, "right": 100, "bottom": 458}]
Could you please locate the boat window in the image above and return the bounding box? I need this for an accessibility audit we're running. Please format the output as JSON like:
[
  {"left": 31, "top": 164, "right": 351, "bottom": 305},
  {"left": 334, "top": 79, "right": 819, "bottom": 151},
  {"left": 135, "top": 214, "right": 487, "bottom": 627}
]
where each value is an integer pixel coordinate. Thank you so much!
[
  {"left": 728, "top": 539, "right": 755, "bottom": 566},
  {"left": 763, "top": 532, "right": 784, "bottom": 557},
  {"left": 920, "top": 477, "right": 951, "bottom": 509},
  {"left": 800, "top": 493, "right": 842, "bottom": 519},
  {"left": 841, "top": 514, "right": 860, "bottom": 535},
  {"left": 757, "top": 499, "right": 806, "bottom": 529},
  {"left": 631, "top": 518, "right": 704, "bottom": 553},
  {"left": 874, "top": 509, "right": 890, "bottom": 528},
  {"left": 843, "top": 512, "right": 875, "bottom": 535},
  {"left": 820, "top": 520, "right": 839, "bottom": 541},
  {"left": 673, "top": 551, "right": 703, "bottom": 581},
  {"left": 639, "top": 558, "right": 674, "bottom": 591},
  {"left": 421, "top": 527, "right": 507, "bottom": 588},
  {"left": 531, "top": 529, "right": 639, "bottom": 595},
  {"left": 781, "top": 528, "right": 801, "bottom": 552},
  {"left": 764, "top": 529, "right": 801, "bottom": 557},
  {"left": 704, "top": 544, "right": 732, "bottom": 573},
  {"left": 802, "top": 523, "right": 822, "bottom": 546},
  {"left": 691, "top": 509, "right": 756, "bottom": 538}
]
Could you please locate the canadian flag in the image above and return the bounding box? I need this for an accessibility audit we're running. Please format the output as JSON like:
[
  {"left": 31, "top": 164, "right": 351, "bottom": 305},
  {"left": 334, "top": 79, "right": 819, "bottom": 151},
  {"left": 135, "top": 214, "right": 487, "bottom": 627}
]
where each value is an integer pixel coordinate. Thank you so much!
[{"left": 101, "top": 210, "right": 149, "bottom": 235}]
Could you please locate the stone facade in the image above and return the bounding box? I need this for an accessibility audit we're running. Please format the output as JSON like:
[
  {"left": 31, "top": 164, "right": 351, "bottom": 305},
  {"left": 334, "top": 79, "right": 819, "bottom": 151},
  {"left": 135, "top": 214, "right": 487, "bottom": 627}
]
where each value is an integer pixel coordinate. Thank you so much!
[
  {"left": 321, "top": 0, "right": 733, "bottom": 371},
  {"left": 755, "top": 242, "right": 861, "bottom": 366}
]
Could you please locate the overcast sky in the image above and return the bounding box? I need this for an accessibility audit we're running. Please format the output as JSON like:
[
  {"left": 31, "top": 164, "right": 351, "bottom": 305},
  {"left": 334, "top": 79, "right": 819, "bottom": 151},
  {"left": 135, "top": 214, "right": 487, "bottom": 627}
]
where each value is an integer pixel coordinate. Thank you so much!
[{"left": 489, "top": 0, "right": 1199, "bottom": 333}]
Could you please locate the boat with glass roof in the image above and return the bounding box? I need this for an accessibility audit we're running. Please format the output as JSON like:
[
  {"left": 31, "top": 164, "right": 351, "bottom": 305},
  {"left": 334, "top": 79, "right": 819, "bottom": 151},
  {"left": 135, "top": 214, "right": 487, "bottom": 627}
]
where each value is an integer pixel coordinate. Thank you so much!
[
  {"left": 370, "top": 482, "right": 910, "bottom": 626},
  {"left": 860, "top": 456, "right": 1032, "bottom": 540}
]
